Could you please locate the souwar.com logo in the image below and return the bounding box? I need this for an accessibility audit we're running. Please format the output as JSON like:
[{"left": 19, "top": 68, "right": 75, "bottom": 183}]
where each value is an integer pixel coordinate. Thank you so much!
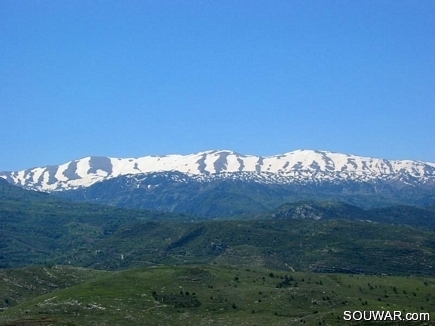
[{"left": 343, "top": 310, "right": 430, "bottom": 322}]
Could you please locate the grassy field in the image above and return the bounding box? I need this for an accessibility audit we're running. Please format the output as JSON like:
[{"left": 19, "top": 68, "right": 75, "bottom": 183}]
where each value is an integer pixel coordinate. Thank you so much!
[{"left": 0, "top": 264, "right": 434, "bottom": 325}]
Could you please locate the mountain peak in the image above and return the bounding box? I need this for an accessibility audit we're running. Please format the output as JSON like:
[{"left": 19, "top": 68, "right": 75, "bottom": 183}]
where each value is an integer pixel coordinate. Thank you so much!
[{"left": 1, "top": 149, "right": 434, "bottom": 192}]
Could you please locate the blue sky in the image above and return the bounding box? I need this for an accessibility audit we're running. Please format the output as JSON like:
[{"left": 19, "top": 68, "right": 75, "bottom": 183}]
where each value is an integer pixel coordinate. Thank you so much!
[{"left": 1, "top": 1, "right": 434, "bottom": 171}]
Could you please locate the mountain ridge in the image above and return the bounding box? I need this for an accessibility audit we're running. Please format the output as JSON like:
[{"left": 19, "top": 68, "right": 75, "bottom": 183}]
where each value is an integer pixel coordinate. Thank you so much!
[{"left": 1, "top": 149, "right": 434, "bottom": 192}]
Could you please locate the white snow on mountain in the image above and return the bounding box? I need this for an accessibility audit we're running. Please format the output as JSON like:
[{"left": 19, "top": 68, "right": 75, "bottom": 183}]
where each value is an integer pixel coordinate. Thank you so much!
[{"left": 1, "top": 150, "right": 434, "bottom": 191}]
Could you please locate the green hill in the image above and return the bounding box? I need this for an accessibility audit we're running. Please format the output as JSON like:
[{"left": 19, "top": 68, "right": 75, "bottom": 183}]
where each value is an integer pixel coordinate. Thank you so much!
[
  {"left": 2, "top": 180, "right": 435, "bottom": 276},
  {"left": 267, "top": 200, "right": 435, "bottom": 229},
  {"left": 0, "top": 179, "right": 194, "bottom": 268},
  {"left": 1, "top": 265, "right": 434, "bottom": 326},
  {"left": 56, "top": 217, "right": 435, "bottom": 277}
]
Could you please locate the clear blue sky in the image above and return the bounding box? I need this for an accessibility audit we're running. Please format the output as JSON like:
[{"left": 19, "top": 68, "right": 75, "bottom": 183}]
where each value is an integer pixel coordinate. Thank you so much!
[{"left": 1, "top": 1, "right": 434, "bottom": 171}]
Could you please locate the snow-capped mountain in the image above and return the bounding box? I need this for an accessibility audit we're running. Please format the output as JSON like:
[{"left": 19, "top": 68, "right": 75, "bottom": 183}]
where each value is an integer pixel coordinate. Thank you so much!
[{"left": 1, "top": 149, "right": 434, "bottom": 192}]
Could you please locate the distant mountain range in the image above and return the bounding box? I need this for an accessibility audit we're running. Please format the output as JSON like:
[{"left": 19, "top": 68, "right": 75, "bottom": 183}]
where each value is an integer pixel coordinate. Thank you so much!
[{"left": 1, "top": 149, "right": 435, "bottom": 215}]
